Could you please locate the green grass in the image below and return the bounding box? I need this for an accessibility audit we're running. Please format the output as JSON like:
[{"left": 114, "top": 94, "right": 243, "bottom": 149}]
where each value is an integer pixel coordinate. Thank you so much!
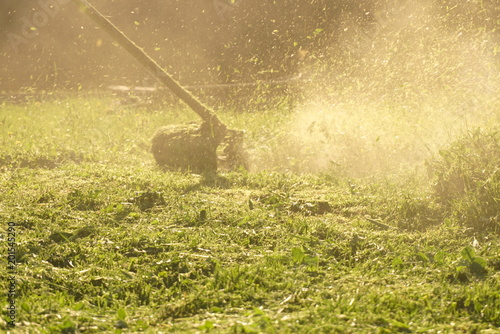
[{"left": 0, "top": 97, "right": 499, "bottom": 333}]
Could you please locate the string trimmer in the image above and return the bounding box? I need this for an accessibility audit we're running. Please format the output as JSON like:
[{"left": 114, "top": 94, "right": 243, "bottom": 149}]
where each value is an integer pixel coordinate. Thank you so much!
[{"left": 72, "top": 0, "right": 246, "bottom": 173}]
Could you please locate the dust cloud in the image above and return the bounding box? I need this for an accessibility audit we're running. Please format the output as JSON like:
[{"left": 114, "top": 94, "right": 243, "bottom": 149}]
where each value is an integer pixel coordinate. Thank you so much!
[{"left": 251, "top": 1, "right": 499, "bottom": 176}]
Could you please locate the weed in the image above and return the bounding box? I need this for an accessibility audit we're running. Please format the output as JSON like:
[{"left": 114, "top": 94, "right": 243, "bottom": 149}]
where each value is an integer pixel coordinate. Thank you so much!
[{"left": 428, "top": 128, "right": 500, "bottom": 232}]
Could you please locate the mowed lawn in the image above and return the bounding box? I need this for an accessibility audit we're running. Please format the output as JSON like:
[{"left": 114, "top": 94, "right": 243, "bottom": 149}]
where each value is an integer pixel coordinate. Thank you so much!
[{"left": 0, "top": 98, "right": 499, "bottom": 333}]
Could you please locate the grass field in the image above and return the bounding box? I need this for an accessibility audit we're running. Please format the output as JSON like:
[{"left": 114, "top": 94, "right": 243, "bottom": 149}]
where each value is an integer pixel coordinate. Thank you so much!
[{"left": 0, "top": 97, "right": 499, "bottom": 333}]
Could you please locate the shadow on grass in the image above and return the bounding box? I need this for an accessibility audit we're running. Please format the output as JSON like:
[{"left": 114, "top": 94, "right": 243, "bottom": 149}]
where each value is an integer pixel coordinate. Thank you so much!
[{"left": 183, "top": 172, "right": 232, "bottom": 192}]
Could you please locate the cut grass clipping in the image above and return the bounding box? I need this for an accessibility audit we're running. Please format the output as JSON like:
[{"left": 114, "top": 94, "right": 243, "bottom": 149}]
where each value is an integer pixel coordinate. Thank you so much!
[
  {"left": 0, "top": 99, "right": 498, "bottom": 333},
  {"left": 428, "top": 127, "right": 500, "bottom": 233}
]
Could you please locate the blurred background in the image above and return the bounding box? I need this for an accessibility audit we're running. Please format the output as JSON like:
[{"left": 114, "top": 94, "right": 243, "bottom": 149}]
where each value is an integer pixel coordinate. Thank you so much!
[
  {"left": 1, "top": 0, "right": 365, "bottom": 93},
  {"left": 2, "top": 0, "right": 496, "bottom": 107}
]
